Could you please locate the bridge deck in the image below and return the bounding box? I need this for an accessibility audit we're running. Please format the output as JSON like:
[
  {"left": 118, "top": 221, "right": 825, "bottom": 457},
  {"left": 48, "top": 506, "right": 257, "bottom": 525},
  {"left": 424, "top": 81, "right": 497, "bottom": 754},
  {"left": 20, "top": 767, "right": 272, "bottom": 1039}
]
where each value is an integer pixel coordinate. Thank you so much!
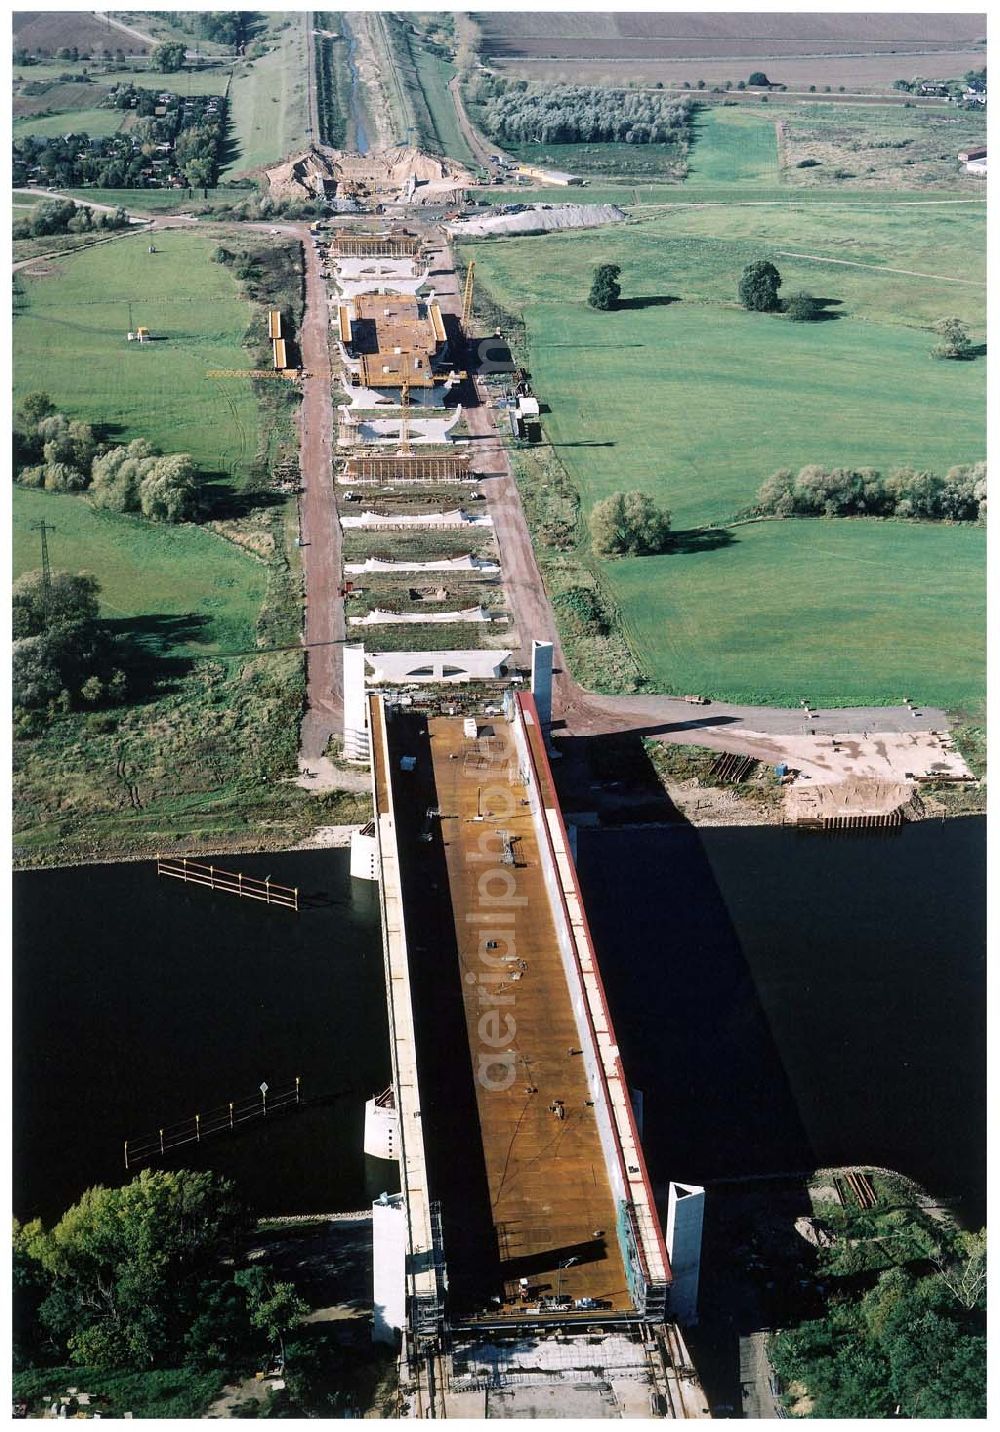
[{"left": 426, "top": 716, "right": 631, "bottom": 1317}]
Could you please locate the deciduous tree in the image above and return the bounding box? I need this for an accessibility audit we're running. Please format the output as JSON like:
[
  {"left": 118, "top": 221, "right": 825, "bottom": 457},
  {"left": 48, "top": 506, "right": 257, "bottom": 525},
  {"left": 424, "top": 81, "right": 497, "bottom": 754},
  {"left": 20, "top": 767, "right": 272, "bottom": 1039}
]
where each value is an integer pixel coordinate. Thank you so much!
[
  {"left": 739, "top": 259, "right": 782, "bottom": 312},
  {"left": 589, "top": 490, "right": 671, "bottom": 556}
]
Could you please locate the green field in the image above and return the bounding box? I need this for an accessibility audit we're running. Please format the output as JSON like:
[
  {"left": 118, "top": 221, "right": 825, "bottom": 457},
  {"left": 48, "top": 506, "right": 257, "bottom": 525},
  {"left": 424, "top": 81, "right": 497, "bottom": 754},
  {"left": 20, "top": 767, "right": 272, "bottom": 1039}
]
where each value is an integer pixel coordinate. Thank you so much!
[
  {"left": 528, "top": 301, "right": 984, "bottom": 529},
  {"left": 506, "top": 139, "right": 687, "bottom": 180},
  {"left": 13, "top": 487, "right": 265, "bottom": 656},
  {"left": 465, "top": 196, "right": 985, "bottom": 707},
  {"left": 13, "top": 229, "right": 259, "bottom": 487},
  {"left": 684, "top": 106, "right": 780, "bottom": 184},
  {"left": 410, "top": 43, "right": 477, "bottom": 168},
  {"left": 614, "top": 519, "right": 985, "bottom": 707},
  {"left": 52, "top": 186, "right": 247, "bottom": 213},
  {"left": 13, "top": 105, "right": 129, "bottom": 138},
  {"left": 470, "top": 194, "right": 986, "bottom": 339},
  {"left": 221, "top": 13, "right": 310, "bottom": 177}
]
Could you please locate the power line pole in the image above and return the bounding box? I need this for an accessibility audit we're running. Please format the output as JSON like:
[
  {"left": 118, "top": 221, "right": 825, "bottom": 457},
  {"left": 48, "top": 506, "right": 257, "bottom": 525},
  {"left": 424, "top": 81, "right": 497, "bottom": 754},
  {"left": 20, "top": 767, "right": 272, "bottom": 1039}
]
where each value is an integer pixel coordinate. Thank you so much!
[{"left": 30, "top": 520, "right": 55, "bottom": 612}]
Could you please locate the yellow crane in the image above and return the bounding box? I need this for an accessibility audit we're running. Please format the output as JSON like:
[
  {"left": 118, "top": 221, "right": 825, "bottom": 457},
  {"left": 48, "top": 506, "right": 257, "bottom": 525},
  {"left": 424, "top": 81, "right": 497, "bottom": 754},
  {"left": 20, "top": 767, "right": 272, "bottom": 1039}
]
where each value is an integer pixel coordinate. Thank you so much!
[{"left": 462, "top": 260, "right": 476, "bottom": 330}]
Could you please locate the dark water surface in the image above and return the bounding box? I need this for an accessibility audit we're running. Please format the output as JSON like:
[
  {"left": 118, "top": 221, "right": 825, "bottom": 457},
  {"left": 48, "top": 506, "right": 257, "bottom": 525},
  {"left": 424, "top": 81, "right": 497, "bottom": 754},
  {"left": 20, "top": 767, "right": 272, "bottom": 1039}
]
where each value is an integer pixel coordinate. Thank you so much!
[
  {"left": 13, "top": 850, "right": 392, "bottom": 1224},
  {"left": 576, "top": 818, "right": 986, "bottom": 1227},
  {"left": 14, "top": 820, "right": 986, "bottom": 1230}
]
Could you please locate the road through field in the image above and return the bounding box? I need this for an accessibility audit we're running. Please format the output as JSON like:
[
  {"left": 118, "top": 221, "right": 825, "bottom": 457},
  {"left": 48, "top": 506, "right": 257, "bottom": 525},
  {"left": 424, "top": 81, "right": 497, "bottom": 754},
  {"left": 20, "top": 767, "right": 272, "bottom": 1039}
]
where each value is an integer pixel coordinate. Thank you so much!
[
  {"left": 774, "top": 249, "right": 986, "bottom": 285},
  {"left": 296, "top": 229, "right": 344, "bottom": 769}
]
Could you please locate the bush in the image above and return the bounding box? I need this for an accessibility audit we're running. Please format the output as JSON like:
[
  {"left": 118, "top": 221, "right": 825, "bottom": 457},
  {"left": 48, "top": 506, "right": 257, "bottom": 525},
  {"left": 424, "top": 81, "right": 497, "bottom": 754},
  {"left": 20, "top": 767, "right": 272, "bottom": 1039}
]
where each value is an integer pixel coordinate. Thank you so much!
[
  {"left": 138, "top": 453, "right": 198, "bottom": 522},
  {"left": 13, "top": 571, "right": 101, "bottom": 638},
  {"left": 589, "top": 490, "right": 671, "bottom": 556},
  {"left": 784, "top": 290, "right": 821, "bottom": 321},
  {"left": 931, "top": 316, "right": 974, "bottom": 361},
  {"left": 554, "top": 585, "right": 609, "bottom": 633}
]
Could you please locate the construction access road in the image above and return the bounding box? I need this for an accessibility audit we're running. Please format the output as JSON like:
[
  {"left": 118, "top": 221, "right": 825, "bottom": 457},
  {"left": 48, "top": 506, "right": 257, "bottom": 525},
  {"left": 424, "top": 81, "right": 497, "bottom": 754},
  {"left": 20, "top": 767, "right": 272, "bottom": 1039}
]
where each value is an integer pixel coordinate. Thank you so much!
[{"left": 296, "top": 226, "right": 345, "bottom": 767}]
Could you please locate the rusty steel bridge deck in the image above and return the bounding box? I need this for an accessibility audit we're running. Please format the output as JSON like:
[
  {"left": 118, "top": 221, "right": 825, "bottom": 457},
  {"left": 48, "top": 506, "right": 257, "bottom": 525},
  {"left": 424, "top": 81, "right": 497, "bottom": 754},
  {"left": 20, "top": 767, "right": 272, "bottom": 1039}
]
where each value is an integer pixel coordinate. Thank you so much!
[{"left": 423, "top": 715, "right": 631, "bottom": 1318}]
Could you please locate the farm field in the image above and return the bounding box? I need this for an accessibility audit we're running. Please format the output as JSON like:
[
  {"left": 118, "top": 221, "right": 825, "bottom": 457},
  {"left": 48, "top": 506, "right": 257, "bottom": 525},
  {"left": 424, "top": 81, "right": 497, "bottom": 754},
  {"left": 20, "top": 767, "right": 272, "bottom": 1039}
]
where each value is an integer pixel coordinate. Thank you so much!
[
  {"left": 489, "top": 52, "right": 987, "bottom": 93},
  {"left": 475, "top": 10, "right": 985, "bottom": 92},
  {"left": 614, "top": 518, "right": 985, "bottom": 709},
  {"left": 11, "top": 10, "right": 158, "bottom": 56},
  {"left": 220, "top": 13, "right": 311, "bottom": 178},
  {"left": 12, "top": 487, "right": 265, "bottom": 657},
  {"left": 13, "top": 229, "right": 260, "bottom": 489}
]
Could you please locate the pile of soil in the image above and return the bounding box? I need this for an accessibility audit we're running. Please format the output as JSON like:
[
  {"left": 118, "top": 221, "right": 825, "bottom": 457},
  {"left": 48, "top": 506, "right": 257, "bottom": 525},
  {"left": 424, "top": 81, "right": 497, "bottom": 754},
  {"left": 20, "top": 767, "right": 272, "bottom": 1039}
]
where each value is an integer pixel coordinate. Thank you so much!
[
  {"left": 446, "top": 203, "right": 627, "bottom": 237},
  {"left": 266, "top": 146, "right": 472, "bottom": 200}
]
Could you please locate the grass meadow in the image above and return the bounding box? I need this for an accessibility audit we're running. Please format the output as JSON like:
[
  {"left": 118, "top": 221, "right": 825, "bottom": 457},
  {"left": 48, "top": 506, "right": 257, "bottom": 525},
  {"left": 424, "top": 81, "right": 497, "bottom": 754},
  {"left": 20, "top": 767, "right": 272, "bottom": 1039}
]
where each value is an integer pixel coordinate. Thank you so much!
[
  {"left": 13, "top": 229, "right": 260, "bottom": 487},
  {"left": 683, "top": 106, "right": 780, "bottom": 184},
  {"left": 615, "top": 519, "right": 985, "bottom": 708},
  {"left": 12, "top": 105, "right": 130, "bottom": 138},
  {"left": 13, "top": 487, "right": 265, "bottom": 657},
  {"left": 410, "top": 43, "right": 478, "bottom": 168},
  {"left": 220, "top": 14, "right": 310, "bottom": 177},
  {"left": 464, "top": 183, "right": 985, "bottom": 707},
  {"left": 528, "top": 300, "right": 985, "bottom": 530},
  {"left": 11, "top": 226, "right": 361, "bottom": 863}
]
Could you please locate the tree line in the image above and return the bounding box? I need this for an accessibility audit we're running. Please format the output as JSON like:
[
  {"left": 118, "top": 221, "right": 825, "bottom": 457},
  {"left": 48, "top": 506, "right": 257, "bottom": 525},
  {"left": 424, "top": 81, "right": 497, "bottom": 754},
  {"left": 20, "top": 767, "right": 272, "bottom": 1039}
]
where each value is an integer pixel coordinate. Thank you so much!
[
  {"left": 751, "top": 462, "right": 986, "bottom": 523},
  {"left": 474, "top": 76, "right": 692, "bottom": 146},
  {"left": 14, "top": 1169, "right": 306, "bottom": 1383},
  {"left": 13, "top": 198, "right": 130, "bottom": 242},
  {"left": 16, "top": 393, "right": 199, "bottom": 521},
  {"left": 770, "top": 1200, "right": 985, "bottom": 1418}
]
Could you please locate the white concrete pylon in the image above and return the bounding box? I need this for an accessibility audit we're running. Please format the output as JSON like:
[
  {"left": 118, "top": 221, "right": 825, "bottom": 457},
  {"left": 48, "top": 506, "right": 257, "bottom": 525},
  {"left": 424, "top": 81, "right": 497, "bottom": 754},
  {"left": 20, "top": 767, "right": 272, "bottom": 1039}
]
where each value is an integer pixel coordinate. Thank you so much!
[
  {"left": 665, "top": 1181, "right": 705, "bottom": 1326},
  {"left": 531, "top": 639, "right": 554, "bottom": 727},
  {"left": 343, "top": 642, "right": 370, "bottom": 763}
]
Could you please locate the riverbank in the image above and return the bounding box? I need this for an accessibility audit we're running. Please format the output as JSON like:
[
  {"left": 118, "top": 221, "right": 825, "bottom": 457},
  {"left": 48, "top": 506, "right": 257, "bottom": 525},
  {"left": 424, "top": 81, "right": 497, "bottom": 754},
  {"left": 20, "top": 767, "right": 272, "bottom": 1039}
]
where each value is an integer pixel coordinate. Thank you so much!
[
  {"left": 685, "top": 1163, "right": 981, "bottom": 1417},
  {"left": 12, "top": 818, "right": 367, "bottom": 872}
]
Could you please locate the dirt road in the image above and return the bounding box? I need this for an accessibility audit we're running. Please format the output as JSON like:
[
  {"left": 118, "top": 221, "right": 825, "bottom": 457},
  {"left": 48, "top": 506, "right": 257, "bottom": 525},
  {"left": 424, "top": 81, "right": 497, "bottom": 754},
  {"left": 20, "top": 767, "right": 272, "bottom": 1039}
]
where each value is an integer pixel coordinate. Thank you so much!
[
  {"left": 296, "top": 228, "right": 344, "bottom": 766},
  {"left": 447, "top": 75, "right": 513, "bottom": 170}
]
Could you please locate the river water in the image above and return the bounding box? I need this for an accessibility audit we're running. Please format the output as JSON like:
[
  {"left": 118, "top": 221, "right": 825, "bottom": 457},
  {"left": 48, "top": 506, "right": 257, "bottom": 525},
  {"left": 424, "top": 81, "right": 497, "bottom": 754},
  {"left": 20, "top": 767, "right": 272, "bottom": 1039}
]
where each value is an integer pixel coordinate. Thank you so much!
[
  {"left": 13, "top": 850, "right": 393, "bottom": 1225},
  {"left": 13, "top": 820, "right": 985, "bottom": 1228},
  {"left": 576, "top": 817, "right": 986, "bottom": 1228}
]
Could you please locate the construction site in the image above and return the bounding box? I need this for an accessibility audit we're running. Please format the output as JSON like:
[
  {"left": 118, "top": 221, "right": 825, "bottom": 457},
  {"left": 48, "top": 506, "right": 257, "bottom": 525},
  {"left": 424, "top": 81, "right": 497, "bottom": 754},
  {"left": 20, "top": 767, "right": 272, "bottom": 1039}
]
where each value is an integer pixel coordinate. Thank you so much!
[{"left": 352, "top": 690, "right": 707, "bottom": 1417}]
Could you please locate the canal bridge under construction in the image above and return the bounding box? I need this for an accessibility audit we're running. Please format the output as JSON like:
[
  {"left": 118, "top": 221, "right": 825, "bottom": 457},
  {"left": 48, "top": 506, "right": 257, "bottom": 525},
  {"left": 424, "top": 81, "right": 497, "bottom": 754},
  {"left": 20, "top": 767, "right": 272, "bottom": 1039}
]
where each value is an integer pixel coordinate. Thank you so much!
[{"left": 355, "top": 689, "right": 706, "bottom": 1414}]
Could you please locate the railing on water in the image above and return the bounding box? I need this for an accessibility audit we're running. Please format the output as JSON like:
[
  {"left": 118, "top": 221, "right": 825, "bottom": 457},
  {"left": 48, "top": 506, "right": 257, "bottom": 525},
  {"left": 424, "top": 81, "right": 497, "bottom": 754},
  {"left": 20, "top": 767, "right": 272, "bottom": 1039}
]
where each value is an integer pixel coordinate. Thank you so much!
[
  {"left": 125, "top": 1078, "right": 301, "bottom": 1169},
  {"left": 156, "top": 855, "right": 299, "bottom": 911}
]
